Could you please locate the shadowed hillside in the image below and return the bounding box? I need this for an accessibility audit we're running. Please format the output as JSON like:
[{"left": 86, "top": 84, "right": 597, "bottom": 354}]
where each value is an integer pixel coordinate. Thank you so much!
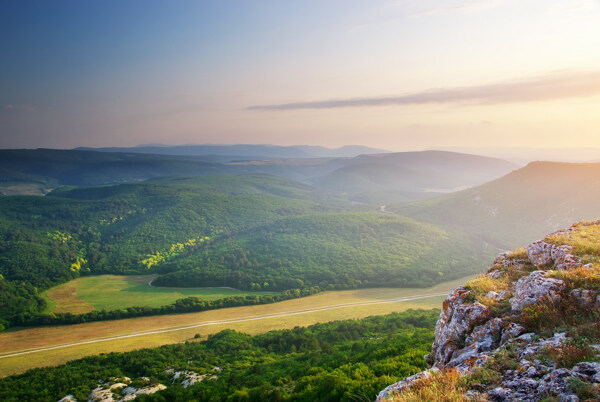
[{"left": 392, "top": 161, "right": 600, "bottom": 250}]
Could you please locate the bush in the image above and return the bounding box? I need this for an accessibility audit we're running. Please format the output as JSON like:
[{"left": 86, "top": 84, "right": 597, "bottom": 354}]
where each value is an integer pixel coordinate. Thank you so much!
[{"left": 538, "top": 339, "right": 598, "bottom": 369}]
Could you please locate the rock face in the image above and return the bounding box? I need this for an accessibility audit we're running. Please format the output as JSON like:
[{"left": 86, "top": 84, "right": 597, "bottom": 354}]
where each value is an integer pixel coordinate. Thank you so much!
[
  {"left": 527, "top": 240, "right": 582, "bottom": 271},
  {"left": 378, "top": 221, "right": 600, "bottom": 401},
  {"left": 427, "top": 287, "right": 489, "bottom": 368},
  {"left": 377, "top": 370, "right": 435, "bottom": 400},
  {"left": 509, "top": 270, "right": 565, "bottom": 312},
  {"left": 84, "top": 377, "right": 166, "bottom": 402}
]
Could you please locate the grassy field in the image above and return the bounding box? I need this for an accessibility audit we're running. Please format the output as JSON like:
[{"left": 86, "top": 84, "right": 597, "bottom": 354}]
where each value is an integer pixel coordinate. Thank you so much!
[
  {"left": 42, "top": 274, "right": 271, "bottom": 313},
  {"left": 0, "top": 275, "right": 473, "bottom": 377}
]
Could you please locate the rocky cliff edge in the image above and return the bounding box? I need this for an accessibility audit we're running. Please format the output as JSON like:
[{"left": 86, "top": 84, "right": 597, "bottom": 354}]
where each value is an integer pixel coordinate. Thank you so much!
[{"left": 378, "top": 221, "right": 600, "bottom": 401}]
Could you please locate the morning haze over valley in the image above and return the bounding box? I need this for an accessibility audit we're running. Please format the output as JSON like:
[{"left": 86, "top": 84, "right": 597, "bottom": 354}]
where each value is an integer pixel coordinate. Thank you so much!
[{"left": 1, "top": 1, "right": 600, "bottom": 401}]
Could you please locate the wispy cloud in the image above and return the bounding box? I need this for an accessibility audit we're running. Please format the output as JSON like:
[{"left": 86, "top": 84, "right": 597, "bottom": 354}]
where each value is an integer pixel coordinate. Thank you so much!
[
  {"left": 4, "top": 104, "right": 35, "bottom": 111},
  {"left": 409, "top": 0, "right": 503, "bottom": 18},
  {"left": 548, "top": 0, "right": 599, "bottom": 13},
  {"left": 248, "top": 71, "right": 600, "bottom": 111}
]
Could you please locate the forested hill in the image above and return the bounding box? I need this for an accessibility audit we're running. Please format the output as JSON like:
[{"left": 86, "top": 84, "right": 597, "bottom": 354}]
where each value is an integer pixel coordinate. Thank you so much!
[
  {"left": 0, "top": 149, "right": 233, "bottom": 191},
  {"left": 0, "top": 149, "right": 517, "bottom": 204},
  {"left": 0, "top": 174, "right": 484, "bottom": 329},
  {"left": 153, "top": 212, "right": 485, "bottom": 290},
  {"left": 0, "top": 174, "right": 334, "bottom": 328}
]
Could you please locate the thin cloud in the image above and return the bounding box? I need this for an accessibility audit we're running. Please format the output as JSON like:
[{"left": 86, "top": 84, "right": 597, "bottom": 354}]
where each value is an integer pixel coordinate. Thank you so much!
[
  {"left": 248, "top": 71, "right": 600, "bottom": 111},
  {"left": 548, "top": 0, "right": 599, "bottom": 13},
  {"left": 4, "top": 104, "right": 35, "bottom": 111}
]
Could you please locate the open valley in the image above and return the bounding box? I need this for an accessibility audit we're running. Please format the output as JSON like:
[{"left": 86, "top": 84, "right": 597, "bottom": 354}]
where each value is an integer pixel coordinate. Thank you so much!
[
  {"left": 0, "top": 276, "right": 470, "bottom": 377},
  {"left": 42, "top": 274, "right": 271, "bottom": 314},
  {"left": 3, "top": 3, "right": 600, "bottom": 398}
]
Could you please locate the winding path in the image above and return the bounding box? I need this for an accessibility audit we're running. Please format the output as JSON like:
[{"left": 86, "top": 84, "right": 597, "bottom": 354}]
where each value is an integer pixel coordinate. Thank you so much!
[{"left": 0, "top": 292, "right": 447, "bottom": 359}]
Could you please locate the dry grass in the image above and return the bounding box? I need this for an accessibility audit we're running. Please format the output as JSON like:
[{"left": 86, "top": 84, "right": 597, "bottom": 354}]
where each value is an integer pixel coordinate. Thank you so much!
[
  {"left": 0, "top": 182, "right": 53, "bottom": 196},
  {"left": 465, "top": 275, "right": 512, "bottom": 296},
  {"left": 546, "top": 223, "right": 600, "bottom": 264},
  {"left": 463, "top": 274, "right": 513, "bottom": 315},
  {"left": 547, "top": 265, "right": 600, "bottom": 291},
  {"left": 0, "top": 276, "right": 473, "bottom": 377},
  {"left": 388, "top": 369, "right": 487, "bottom": 401},
  {"left": 506, "top": 247, "right": 528, "bottom": 260},
  {"left": 42, "top": 279, "right": 95, "bottom": 314}
]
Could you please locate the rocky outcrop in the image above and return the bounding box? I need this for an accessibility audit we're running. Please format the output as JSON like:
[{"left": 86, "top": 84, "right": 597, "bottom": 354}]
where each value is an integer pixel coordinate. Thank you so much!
[
  {"left": 427, "top": 287, "right": 490, "bottom": 368},
  {"left": 509, "top": 270, "right": 565, "bottom": 312},
  {"left": 120, "top": 384, "right": 166, "bottom": 401},
  {"left": 165, "top": 369, "right": 218, "bottom": 388},
  {"left": 570, "top": 288, "right": 599, "bottom": 309},
  {"left": 377, "top": 370, "right": 435, "bottom": 400},
  {"left": 79, "top": 377, "right": 166, "bottom": 402},
  {"left": 378, "top": 221, "right": 600, "bottom": 401}
]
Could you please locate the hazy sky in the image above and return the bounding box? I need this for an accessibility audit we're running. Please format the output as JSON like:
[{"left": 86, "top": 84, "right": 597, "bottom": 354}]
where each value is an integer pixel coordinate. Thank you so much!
[{"left": 1, "top": 0, "right": 600, "bottom": 150}]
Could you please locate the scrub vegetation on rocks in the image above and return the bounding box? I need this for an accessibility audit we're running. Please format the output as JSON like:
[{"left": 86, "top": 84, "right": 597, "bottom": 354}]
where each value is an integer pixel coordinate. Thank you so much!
[{"left": 379, "top": 221, "right": 600, "bottom": 401}]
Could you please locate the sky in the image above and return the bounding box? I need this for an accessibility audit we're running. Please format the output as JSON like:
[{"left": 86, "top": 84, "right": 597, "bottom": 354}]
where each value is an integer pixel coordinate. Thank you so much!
[{"left": 1, "top": 0, "right": 600, "bottom": 150}]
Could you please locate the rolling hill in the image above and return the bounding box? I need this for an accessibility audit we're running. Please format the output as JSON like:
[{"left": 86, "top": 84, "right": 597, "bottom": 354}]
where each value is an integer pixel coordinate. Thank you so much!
[
  {"left": 0, "top": 149, "right": 235, "bottom": 193},
  {"left": 153, "top": 212, "right": 485, "bottom": 291},
  {"left": 391, "top": 161, "right": 600, "bottom": 250},
  {"left": 0, "top": 149, "right": 517, "bottom": 205},
  {"left": 0, "top": 173, "right": 482, "bottom": 329},
  {"left": 232, "top": 150, "right": 519, "bottom": 204}
]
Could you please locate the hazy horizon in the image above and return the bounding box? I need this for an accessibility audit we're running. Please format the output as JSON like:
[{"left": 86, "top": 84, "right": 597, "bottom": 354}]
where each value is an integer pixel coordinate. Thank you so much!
[{"left": 2, "top": 0, "right": 600, "bottom": 150}]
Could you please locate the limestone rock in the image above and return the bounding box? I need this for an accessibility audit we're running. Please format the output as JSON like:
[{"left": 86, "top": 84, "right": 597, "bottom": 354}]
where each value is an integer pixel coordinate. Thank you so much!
[
  {"left": 88, "top": 387, "right": 115, "bottom": 402},
  {"left": 379, "top": 221, "right": 600, "bottom": 401},
  {"left": 485, "top": 290, "right": 510, "bottom": 301},
  {"left": 487, "top": 269, "right": 505, "bottom": 279},
  {"left": 527, "top": 240, "right": 582, "bottom": 270},
  {"left": 570, "top": 288, "right": 598, "bottom": 308},
  {"left": 427, "top": 287, "right": 490, "bottom": 367},
  {"left": 509, "top": 271, "right": 565, "bottom": 312},
  {"left": 573, "top": 361, "right": 600, "bottom": 382},
  {"left": 446, "top": 318, "right": 503, "bottom": 370},
  {"left": 500, "top": 323, "right": 526, "bottom": 345},
  {"left": 376, "top": 370, "right": 434, "bottom": 401}
]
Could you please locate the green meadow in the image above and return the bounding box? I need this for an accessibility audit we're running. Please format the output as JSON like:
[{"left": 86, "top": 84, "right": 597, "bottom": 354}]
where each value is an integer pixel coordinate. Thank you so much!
[{"left": 43, "top": 274, "right": 271, "bottom": 313}]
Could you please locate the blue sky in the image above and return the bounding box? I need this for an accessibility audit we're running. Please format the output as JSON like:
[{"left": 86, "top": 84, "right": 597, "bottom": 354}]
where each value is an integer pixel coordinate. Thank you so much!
[{"left": 2, "top": 0, "right": 600, "bottom": 149}]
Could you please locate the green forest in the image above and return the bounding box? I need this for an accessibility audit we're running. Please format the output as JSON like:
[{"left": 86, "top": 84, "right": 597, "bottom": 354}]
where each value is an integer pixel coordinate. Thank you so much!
[
  {"left": 0, "top": 310, "right": 438, "bottom": 402},
  {"left": 0, "top": 174, "right": 488, "bottom": 329}
]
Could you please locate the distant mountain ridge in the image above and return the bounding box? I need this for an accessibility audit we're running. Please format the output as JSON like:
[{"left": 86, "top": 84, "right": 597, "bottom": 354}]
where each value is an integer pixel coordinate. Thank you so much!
[
  {"left": 231, "top": 150, "right": 519, "bottom": 203},
  {"left": 74, "top": 144, "right": 387, "bottom": 161},
  {"left": 0, "top": 149, "right": 518, "bottom": 204}
]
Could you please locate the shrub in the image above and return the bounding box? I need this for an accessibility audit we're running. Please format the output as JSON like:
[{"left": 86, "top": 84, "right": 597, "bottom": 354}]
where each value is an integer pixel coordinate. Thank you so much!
[
  {"left": 568, "top": 377, "right": 598, "bottom": 400},
  {"left": 548, "top": 265, "right": 600, "bottom": 291},
  {"left": 485, "top": 345, "right": 519, "bottom": 373},
  {"left": 519, "top": 295, "right": 600, "bottom": 335},
  {"left": 463, "top": 367, "right": 502, "bottom": 388},
  {"left": 538, "top": 339, "right": 598, "bottom": 369}
]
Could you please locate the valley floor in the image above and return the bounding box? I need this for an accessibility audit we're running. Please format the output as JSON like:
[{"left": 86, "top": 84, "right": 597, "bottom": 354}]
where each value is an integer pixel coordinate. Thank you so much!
[
  {"left": 42, "top": 274, "right": 271, "bottom": 314},
  {"left": 0, "top": 275, "right": 473, "bottom": 377}
]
